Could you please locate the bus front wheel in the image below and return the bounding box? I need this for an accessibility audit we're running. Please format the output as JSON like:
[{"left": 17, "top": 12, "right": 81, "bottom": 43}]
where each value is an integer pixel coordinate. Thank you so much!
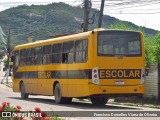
[
  {"left": 54, "top": 83, "right": 66, "bottom": 104},
  {"left": 20, "top": 82, "right": 29, "bottom": 99},
  {"left": 90, "top": 97, "right": 108, "bottom": 106}
]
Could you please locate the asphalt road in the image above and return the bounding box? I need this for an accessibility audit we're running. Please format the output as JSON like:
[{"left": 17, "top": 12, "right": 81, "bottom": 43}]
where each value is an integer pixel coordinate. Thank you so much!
[{"left": 0, "top": 84, "right": 160, "bottom": 120}]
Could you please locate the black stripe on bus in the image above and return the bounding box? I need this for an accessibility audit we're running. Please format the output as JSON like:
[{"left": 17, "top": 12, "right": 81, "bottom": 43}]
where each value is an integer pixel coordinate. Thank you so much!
[
  {"left": 14, "top": 69, "right": 141, "bottom": 79},
  {"left": 14, "top": 70, "right": 92, "bottom": 79}
]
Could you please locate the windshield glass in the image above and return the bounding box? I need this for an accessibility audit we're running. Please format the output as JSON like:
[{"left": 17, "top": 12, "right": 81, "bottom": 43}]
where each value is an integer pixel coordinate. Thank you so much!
[{"left": 98, "top": 31, "right": 141, "bottom": 56}]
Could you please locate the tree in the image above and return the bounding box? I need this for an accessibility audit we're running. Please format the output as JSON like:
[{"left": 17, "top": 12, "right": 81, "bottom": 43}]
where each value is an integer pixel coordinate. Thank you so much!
[
  {"left": 0, "top": 26, "right": 7, "bottom": 57},
  {"left": 109, "top": 21, "right": 136, "bottom": 30},
  {"left": 144, "top": 35, "right": 156, "bottom": 68},
  {"left": 154, "top": 32, "right": 160, "bottom": 63}
]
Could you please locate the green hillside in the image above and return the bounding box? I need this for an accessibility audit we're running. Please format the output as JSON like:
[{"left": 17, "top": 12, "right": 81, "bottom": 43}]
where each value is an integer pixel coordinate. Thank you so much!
[{"left": 0, "top": 2, "right": 158, "bottom": 48}]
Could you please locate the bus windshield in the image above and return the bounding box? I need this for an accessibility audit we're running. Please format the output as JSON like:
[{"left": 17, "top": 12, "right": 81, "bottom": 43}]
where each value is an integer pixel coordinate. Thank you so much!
[{"left": 98, "top": 31, "right": 142, "bottom": 56}]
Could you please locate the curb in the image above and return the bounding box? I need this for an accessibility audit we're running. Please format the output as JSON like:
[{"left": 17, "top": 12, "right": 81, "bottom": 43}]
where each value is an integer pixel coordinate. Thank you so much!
[{"left": 109, "top": 101, "right": 160, "bottom": 109}]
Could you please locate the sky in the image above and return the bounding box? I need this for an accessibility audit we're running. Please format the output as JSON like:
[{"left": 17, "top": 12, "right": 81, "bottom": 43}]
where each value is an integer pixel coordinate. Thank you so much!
[{"left": 0, "top": 0, "right": 160, "bottom": 31}]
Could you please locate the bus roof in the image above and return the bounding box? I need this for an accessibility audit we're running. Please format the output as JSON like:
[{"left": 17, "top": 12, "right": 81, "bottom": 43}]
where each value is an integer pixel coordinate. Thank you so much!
[
  {"left": 13, "top": 28, "right": 141, "bottom": 51},
  {"left": 14, "top": 31, "right": 92, "bottom": 51}
]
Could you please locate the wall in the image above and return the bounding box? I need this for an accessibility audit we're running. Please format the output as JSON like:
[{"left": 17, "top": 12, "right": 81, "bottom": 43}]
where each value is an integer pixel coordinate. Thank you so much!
[{"left": 144, "top": 64, "right": 159, "bottom": 99}]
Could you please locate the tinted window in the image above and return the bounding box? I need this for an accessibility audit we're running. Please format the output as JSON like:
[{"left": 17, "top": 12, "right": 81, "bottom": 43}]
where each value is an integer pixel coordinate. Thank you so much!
[
  {"left": 26, "top": 48, "right": 34, "bottom": 66},
  {"left": 98, "top": 31, "right": 141, "bottom": 56},
  {"left": 20, "top": 49, "right": 26, "bottom": 66},
  {"left": 75, "top": 39, "right": 88, "bottom": 62},
  {"left": 62, "top": 41, "right": 74, "bottom": 63},
  {"left": 13, "top": 51, "right": 19, "bottom": 73},
  {"left": 43, "top": 45, "right": 51, "bottom": 64},
  {"left": 34, "top": 46, "right": 42, "bottom": 65},
  {"left": 52, "top": 43, "right": 62, "bottom": 63}
]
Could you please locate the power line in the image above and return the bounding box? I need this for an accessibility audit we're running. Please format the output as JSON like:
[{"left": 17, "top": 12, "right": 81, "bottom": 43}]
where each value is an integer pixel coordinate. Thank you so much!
[
  {"left": 71, "top": 0, "right": 80, "bottom": 6},
  {"left": 91, "top": 0, "right": 160, "bottom": 30},
  {"left": 106, "top": 9, "right": 160, "bottom": 30},
  {"left": 104, "top": 1, "right": 160, "bottom": 10},
  {"left": 126, "top": 9, "right": 160, "bottom": 30},
  {"left": 130, "top": 8, "right": 160, "bottom": 11},
  {"left": 105, "top": 11, "right": 160, "bottom": 14},
  {"left": 92, "top": 0, "right": 160, "bottom": 9}
]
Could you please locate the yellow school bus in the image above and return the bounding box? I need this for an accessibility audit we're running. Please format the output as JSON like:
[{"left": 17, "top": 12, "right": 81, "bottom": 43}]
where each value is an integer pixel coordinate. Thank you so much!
[{"left": 12, "top": 28, "right": 145, "bottom": 105}]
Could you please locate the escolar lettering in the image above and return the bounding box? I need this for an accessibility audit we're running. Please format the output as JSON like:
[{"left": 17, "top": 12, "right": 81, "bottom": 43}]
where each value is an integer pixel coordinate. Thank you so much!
[
  {"left": 99, "top": 69, "right": 141, "bottom": 79},
  {"left": 38, "top": 71, "right": 51, "bottom": 79}
]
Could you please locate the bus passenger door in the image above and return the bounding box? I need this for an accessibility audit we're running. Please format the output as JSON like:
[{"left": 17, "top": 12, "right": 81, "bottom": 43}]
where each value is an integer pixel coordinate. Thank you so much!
[
  {"left": 67, "top": 39, "right": 89, "bottom": 97},
  {"left": 62, "top": 41, "right": 75, "bottom": 97},
  {"left": 27, "top": 69, "right": 38, "bottom": 94}
]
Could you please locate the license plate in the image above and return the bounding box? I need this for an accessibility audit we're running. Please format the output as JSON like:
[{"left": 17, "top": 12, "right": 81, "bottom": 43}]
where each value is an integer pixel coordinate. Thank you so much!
[{"left": 115, "top": 81, "right": 124, "bottom": 85}]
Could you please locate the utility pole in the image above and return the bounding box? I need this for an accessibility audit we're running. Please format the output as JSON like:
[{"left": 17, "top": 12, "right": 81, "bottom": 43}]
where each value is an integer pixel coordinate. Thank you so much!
[
  {"left": 83, "top": 0, "right": 90, "bottom": 32},
  {"left": 98, "top": 0, "right": 105, "bottom": 28},
  {"left": 6, "top": 27, "right": 11, "bottom": 84}
]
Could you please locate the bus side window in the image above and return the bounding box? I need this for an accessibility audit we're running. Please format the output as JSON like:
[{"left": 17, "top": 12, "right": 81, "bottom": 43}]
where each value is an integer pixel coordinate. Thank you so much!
[
  {"left": 62, "top": 41, "right": 74, "bottom": 64},
  {"left": 62, "top": 53, "right": 68, "bottom": 63},
  {"left": 13, "top": 51, "right": 19, "bottom": 73},
  {"left": 34, "top": 46, "right": 42, "bottom": 65},
  {"left": 43, "top": 45, "right": 51, "bottom": 64},
  {"left": 20, "top": 49, "right": 26, "bottom": 66},
  {"left": 26, "top": 49, "right": 30, "bottom": 65},
  {"left": 26, "top": 48, "right": 34, "bottom": 66},
  {"left": 30, "top": 48, "right": 34, "bottom": 65},
  {"left": 52, "top": 43, "right": 62, "bottom": 64},
  {"left": 75, "top": 39, "right": 88, "bottom": 63}
]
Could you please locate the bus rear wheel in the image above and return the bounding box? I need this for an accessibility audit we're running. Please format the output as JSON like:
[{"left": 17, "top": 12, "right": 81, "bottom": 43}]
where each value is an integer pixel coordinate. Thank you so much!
[
  {"left": 90, "top": 97, "right": 108, "bottom": 106},
  {"left": 54, "top": 83, "right": 66, "bottom": 104},
  {"left": 20, "top": 82, "right": 29, "bottom": 99}
]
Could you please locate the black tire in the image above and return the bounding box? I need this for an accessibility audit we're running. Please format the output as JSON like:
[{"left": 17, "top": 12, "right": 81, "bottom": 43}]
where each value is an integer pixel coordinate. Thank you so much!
[
  {"left": 20, "top": 82, "right": 29, "bottom": 99},
  {"left": 54, "top": 83, "right": 66, "bottom": 104},
  {"left": 64, "top": 98, "right": 72, "bottom": 104},
  {"left": 91, "top": 97, "right": 108, "bottom": 106}
]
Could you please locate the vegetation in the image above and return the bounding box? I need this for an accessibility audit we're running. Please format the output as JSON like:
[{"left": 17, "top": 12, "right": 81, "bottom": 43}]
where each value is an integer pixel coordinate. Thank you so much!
[
  {"left": 0, "top": 50, "right": 4, "bottom": 59},
  {"left": 0, "top": 102, "right": 61, "bottom": 120},
  {"left": 2, "top": 58, "right": 8, "bottom": 68}
]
